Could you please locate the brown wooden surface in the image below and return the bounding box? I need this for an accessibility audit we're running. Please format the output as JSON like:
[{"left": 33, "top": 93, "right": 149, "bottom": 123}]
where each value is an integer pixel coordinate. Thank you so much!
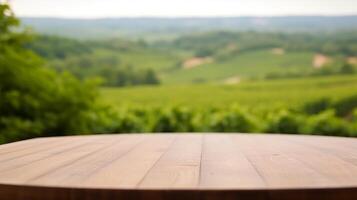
[{"left": 1, "top": 134, "right": 357, "bottom": 200}]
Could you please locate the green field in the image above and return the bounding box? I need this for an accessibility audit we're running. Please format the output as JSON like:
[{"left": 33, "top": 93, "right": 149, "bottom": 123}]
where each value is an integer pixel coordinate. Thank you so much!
[
  {"left": 74, "top": 47, "right": 318, "bottom": 85},
  {"left": 32, "top": 31, "right": 355, "bottom": 86},
  {"left": 101, "top": 74, "right": 357, "bottom": 109},
  {"left": 163, "top": 50, "right": 315, "bottom": 84},
  {"left": 102, "top": 49, "right": 316, "bottom": 84},
  {"left": 97, "top": 48, "right": 180, "bottom": 71}
]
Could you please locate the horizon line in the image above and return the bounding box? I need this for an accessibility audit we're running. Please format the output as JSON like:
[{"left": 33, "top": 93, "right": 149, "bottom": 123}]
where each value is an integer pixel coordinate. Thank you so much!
[{"left": 19, "top": 14, "right": 357, "bottom": 20}]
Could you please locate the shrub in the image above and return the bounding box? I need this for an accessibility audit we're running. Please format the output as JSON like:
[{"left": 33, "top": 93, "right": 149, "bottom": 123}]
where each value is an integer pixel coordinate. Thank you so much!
[
  {"left": 112, "top": 112, "right": 144, "bottom": 133},
  {"left": 303, "top": 110, "right": 351, "bottom": 137},
  {"left": 210, "top": 107, "right": 258, "bottom": 132},
  {"left": 333, "top": 95, "right": 357, "bottom": 117},
  {"left": 151, "top": 107, "right": 199, "bottom": 132},
  {"left": 339, "top": 63, "right": 355, "bottom": 74},
  {"left": 353, "top": 109, "right": 357, "bottom": 122},
  {"left": 350, "top": 109, "right": 357, "bottom": 137},
  {"left": 303, "top": 98, "right": 332, "bottom": 115},
  {"left": 265, "top": 110, "right": 303, "bottom": 134}
]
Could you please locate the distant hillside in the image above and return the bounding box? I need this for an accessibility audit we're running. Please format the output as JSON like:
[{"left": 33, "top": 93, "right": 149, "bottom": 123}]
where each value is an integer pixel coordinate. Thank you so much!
[
  {"left": 22, "top": 16, "right": 357, "bottom": 40},
  {"left": 26, "top": 31, "right": 357, "bottom": 85}
]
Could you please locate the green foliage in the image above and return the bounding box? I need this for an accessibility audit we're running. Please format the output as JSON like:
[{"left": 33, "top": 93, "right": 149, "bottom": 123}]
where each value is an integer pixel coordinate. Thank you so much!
[
  {"left": 340, "top": 63, "right": 356, "bottom": 74},
  {"left": 25, "top": 35, "right": 92, "bottom": 59},
  {"left": 26, "top": 36, "right": 163, "bottom": 87},
  {"left": 160, "top": 31, "right": 357, "bottom": 83},
  {"left": 195, "top": 48, "right": 215, "bottom": 57},
  {"left": 210, "top": 107, "right": 258, "bottom": 132},
  {"left": 303, "top": 98, "right": 332, "bottom": 115},
  {"left": 73, "top": 104, "right": 357, "bottom": 137},
  {"left": 170, "top": 31, "right": 357, "bottom": 58},
  {"left": 0, "top": 4, "right": 22, "bottom": 48},
  {"left": 265, "top": 110, "right": 303, "bottom": 134},
  {"left": 333, "top": 94, "right": 357, "bottom": 117},
  {"left": 0, "top": 3, "right": 111, "bottom": 143},
  {"left": 111, "top": 111, "right": 144, "bottom": 133},
  {"left": 150, "top": 107, "right": 197, "bottom": 132},
  {"left": 97, "top": 65, "right": 160, "bottom": 87},
  {"left": 265, "top": 61, "right": 357, "bottom": 80},
  {"left": 353, "top": 109, "right": 357, "bottom": 122},
  {"left": 98, "top": 77, "right": 357, "bottom": 137},
  {"left": 143, "top": 69, "right": 160, "bottom": 85},
  {"left": 303, "top": 110, "right": 351, "bottom": 137},
  {"left": 24, "top": 30, "right": 357, "bottom": 85},
  {"left": 165, "top": 50, "right": 314, "bottom": 84}
]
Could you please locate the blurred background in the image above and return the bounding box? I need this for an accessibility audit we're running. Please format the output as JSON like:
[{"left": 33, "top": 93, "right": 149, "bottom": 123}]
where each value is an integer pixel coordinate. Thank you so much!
[{"left": 1, "top": 0, "right": 357, "bottom": 143}]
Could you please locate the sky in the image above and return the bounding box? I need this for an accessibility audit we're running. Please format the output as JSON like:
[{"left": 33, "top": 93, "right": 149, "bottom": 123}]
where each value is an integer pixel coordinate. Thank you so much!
[{"left": 7, "top": 0, "right": 357, "bottom": 18}]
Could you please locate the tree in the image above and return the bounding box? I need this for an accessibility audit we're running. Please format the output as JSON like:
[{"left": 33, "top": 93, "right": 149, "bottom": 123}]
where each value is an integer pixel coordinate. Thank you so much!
[
  {"left": 0, "top": 4, "right": 26, "bottom": 50},
  {"left": 340, "top": 63, "right": 355, "bottom": 74},
  {"left": 144, "top": 69, "right": 160, "bottom": 85},
  {"left": 0, "top": 3, "right": 110, "bottom": 143}
]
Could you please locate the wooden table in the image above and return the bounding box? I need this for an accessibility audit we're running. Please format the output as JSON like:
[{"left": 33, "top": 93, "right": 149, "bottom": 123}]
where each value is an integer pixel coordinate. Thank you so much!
[{"left": 1, "top": 134, "right": 357, "bottom": 200}]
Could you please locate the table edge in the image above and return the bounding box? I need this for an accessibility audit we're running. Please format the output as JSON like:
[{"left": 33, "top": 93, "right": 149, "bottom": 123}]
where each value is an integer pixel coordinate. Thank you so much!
[{"left": 2, "top": 183, "right": 357, "bottom": 200}]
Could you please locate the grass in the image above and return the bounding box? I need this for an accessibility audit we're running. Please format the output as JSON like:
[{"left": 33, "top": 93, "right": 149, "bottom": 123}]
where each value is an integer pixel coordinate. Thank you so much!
[
  {"left": 163, "top": 50, "right": 314, "bottom": 84},
  {"left": 101, "top": 74, "right": 357, "bottom": 110},
  {"left": 118, "top": 49, "right": 179, "bottom": 71},
  {"left": 91, "top": 49, "right": 315, "bottom": 85},
  {"left": 94, "top": 48, "right": 180, "bottom": 71}
]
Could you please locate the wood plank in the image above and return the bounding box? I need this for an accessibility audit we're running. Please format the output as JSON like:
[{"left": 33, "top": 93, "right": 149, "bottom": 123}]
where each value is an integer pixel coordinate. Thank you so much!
[
  {"left": 270, "top": 135, "right": 357, "bottom": 186},
  {"left": 0, "top": 138, "right": 53, "bottom": 155},
  {"left": 0, "top": 136, "right": 98, "bottom": 172},
  {"left": 0, "top": 136, "right": 99, "bottom": 155},
  {"left": 199, "top": 134, "right": 265, "bottom": 189},
  {"left": 138, "top": 134, "right": 202, "bottom": 189},
  {"left": 284, "top": 135, "right": 357, "bottom": 166},
  {"left": 232, "top": 134, "right": 334, "bottom": 189},
  {"left": 27, "top": 135, "right": 144, "bottom": 186},
  {"left": 0, "top": 137, "right": 77, "bottom": 162},
  {"left": 82, "top": 134, "right": 176, "bottom": 188},
  {"left": 303, "top": 135, "right": 357, "bottom": 150},
  {"left": 0, "top": 136, "right": 119, "bottom": 184}
]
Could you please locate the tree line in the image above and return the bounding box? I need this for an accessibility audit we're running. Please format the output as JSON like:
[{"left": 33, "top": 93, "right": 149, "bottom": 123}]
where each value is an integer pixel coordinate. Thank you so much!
[
  {"left": 25, "top": 35, "right": 160, "bottom": 87},
  {"left": 165, "top": 31, "right": 357, "bottom": 58}
]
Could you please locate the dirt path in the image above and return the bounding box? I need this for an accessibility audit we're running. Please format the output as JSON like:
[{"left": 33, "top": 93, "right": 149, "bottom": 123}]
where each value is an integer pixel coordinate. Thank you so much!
[
  {"left": 223, "top": 76, "right": 241, "bottom": 85},
  {"left": 348, "top": 57, "right": 357, "bottom": 65},
  {"left": 271, "top": 48, "right": 285, "bottom": 55},
  {"left": 313, "top": 54, "right": 330, "bottom": 68},
  {"left": 182, "top": 57, "right": 213, "bottom": 69}
]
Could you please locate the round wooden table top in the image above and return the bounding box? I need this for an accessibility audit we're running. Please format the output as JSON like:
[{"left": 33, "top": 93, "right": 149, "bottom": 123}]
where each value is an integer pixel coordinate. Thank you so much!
[{"left": 1, "top": 134, "right": 357, "bottom": 200}]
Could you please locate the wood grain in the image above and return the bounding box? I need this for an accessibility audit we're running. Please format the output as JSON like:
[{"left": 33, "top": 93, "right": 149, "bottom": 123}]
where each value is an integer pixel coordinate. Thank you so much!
[
  {"left": 0, "top": 134, "right": 357, "bottom": 200},
  {"left": 199, "top": 134, "right": 265, "bottom": 189},
  {"left": 138, "top": 134, "right": 201, "bottom": 189}
]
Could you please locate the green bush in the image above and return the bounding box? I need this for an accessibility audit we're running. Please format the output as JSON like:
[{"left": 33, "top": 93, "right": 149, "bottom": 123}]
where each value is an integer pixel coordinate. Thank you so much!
[
  {"left": 151, "top": 107, "right": 199, "bottom": 132},
  {"left": 340, "top": 63, "right": 355, "bottom": 74},
  {"left": 333, "top": 95, "right": 357, "bottom": 117},
  {"left": 303, "top": 98, "right": 332, "bottom": 115},
  {"left": 25, "top": 35, "right": 92, "bottom": 59},
  {"left": 112, "top": 112, "right": 144, "bottom": 133},
  {"left": 303, "top": 110, "right": 351, "bottom": 137},
  {"left": 265, "top": 110, "right": 303, "bottom": 134},
  {"left": 210, "top": 106, "right": 258, "bottom": 133},
  {"left": 353, "top": 109, "right": 357, "bottom": 122},
  {"left": 350, "top": 109, "right": 357, "bottom": 137}
]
